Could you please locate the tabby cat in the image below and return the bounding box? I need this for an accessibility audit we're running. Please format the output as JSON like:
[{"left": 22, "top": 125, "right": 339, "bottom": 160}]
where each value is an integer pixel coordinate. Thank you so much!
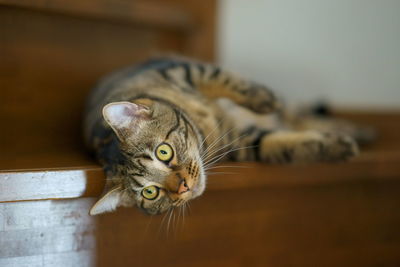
[{"left": 84, "top": 57, "right": 369, "bottom": 216}]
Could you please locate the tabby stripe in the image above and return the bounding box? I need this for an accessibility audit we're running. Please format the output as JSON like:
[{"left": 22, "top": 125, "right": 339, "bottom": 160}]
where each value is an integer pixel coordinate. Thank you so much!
[
  {"left": 131, "top": 172, "right": 144, "bottom": 177},
  {"left": 197, "top": 63, "right": 205, "bottom": 77},
  {"left": 252, "top": 130, "right": 272, "bottom": 161},
  {"left": 181, "top": 63, "right": 194, "bottom": 87},
  {"left": 124, "top": 151, "right": 135, "bottom": 157},
  {"left": 209, "top": 67, "right": 221, "bottom": 80},
  {"left": 222, "top": 76, "right": 230, "bottom": 86},
  {"left": 129, "top": 94, "right": 205, "bottom": 145},
  {"left": 157, "top": 62, "right": 178, "bottom": 82},
  {"left": 165, "top": 109, "right": 181, "bottom": 139},
  {"left": 176, "top": 112, "right": 189, "bottom": 150},
  {"left": 282, "top": 148, "right": 293, "bottom": 163},
  {"left": 158, "top": 68, "right": 170, "bottom": 81},
  {"left": 137, "top": 159, "right": 146, "bottom": 169},
  {"left": 131, "top": 160, "right": 145, "bottom": 172},
  {"left": 240, "top": 125, "right": 258, "bottom": 137},
  {"left": 229, "top": 81, "right": 248, "bottom": 94},
  {"left": 131, "top": 177, "right": 144, "bottom": 188},
  {"left": 157, "top": 62, "right": 195, "bottom": 90},
  {"left": 127, "top": 168, "right": 144, "bottom": 175},
  {"left": 179, "top": 113, "right": 190, "bottom": 140}
]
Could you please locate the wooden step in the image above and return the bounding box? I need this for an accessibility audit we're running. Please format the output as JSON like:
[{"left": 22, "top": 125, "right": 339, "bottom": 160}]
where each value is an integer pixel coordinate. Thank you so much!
[{"left": 1, "top": 1, "right": 400, "bottom": 266}]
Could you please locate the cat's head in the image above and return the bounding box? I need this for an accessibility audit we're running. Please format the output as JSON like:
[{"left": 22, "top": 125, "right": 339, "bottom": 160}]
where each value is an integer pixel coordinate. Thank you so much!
[{"left": 90, "top": 99, "right": 206, "bottom": 215}]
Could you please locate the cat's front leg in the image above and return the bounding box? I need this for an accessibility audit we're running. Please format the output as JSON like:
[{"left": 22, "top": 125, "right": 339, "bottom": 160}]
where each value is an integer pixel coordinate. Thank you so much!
[{"left": 232, "top": 128, "right": 358, "bottom": 163}]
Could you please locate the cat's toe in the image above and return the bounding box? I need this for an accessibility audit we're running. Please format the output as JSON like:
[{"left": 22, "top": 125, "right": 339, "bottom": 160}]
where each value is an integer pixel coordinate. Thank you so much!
[
  {"left": 322, "top": 133, "right": 359, "bottom": 161},
  {"left": 243, "top": 85, "right": 281, "bottom": 114}
]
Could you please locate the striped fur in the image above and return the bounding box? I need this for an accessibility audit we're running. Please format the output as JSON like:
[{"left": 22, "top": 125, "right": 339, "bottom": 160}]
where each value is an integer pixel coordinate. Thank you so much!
[{"left": 84, "top": 57, "right": 361, "bottom": 215}]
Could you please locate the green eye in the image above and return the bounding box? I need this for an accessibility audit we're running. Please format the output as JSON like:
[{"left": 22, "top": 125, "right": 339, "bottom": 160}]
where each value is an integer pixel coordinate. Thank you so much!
[
  {"left": 156, "top": 143, "right": 173, "bottom": 162},
  {"left": 141, "top": 185, "right": 159, "bottom": 200}
]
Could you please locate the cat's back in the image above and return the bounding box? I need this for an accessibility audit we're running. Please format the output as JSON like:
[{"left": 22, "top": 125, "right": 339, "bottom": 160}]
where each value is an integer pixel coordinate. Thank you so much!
[
  {"left": 83, "top": 57, "right": 219, "bottom": 150},
  {"left": 86, "top": 58, "right": 184, "bottom": 109}
]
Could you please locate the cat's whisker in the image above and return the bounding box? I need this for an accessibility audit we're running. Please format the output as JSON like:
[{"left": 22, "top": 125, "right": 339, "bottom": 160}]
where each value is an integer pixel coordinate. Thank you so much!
[
  {"left": 202, "top": 132, "right": 246, "bottom": 164},
  {"left": 204, "top": 148, "right": 254, "bottom": 170},
  {"left": 201, "top": 126, "right": 236, "bottom": 160},
  {"left": 198, "top": 120, "right": 223, "bottom": 152},
  {"left": 204, "top": 146, "right": 251, "bottom": 168},
  {"left": 200, "top": 127, "right": 228, "bottom": 157},
  {"left": 202, "top": 131, "right": 250, "bottom": 164},
  {"left": 203, "top": 166, "right": 248, "bottom": 173},
  {"left": 204, "top": 165, "right": 250, "bottom": 171},
  {"left": 186, "top": 201, "right": 192, "bottom": 215},
  {"left": 158, "top": 207, "right": 171, "bottom": 237},
  {"left": 174, "top": 207, "right": 178, "bottom": 233},
  {"left": 177, "top": 205, "right": 182, "bottom": 233},
  {"left": 201, "top": 129, "right": 233, "bottom": 161},
  {"left": 206, "top": 172, "right": 237, "bottom": 175},
  {"left": 166, "top": 207, "right": 174, "bottom": 238},
  {"left": 203, "top": 145, "right": 257, "bottom": 169},
  {"left": 179, "top": 205, "right": 185, "bottom": 235},
  {"left": 182, "top": 202, "right": 186, "bottom": 230},
  {"left": 202, "top": 138, "right": 233, "bottom": 163},
  {"left": 172, "top": 208, "right": 177, "bottom": 238}
]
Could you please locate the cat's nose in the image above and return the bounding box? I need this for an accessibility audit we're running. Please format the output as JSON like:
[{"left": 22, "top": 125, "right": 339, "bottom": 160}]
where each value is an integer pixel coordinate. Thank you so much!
[{"left": 177, "top": 179, "right": 190, "bottom": 194}]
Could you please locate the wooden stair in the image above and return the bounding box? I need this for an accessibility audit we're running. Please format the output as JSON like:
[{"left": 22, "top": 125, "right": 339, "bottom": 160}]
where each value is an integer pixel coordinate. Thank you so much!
[{"left": 1, "top": 1, "right": 400, "bottom": 266}]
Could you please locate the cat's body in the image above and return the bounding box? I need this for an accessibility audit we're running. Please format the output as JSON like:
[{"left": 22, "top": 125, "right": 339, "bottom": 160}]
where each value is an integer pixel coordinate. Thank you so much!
[{"left": 84, "top": 57, "right": 366, "bottom": 215}]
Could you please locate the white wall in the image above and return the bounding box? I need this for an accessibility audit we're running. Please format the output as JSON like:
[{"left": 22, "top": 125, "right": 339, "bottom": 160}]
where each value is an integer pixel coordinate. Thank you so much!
[{"left": 218, "top": 0, "right": 400, "bottom": 110}]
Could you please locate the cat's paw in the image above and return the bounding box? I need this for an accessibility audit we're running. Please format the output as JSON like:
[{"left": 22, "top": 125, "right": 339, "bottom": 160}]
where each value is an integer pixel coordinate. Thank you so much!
[
  {"left": 241, "top": 84, "right": 281, "bottom": 114},
  {"left": 316, "top": 133, "right": 359, "bottom": 161}
]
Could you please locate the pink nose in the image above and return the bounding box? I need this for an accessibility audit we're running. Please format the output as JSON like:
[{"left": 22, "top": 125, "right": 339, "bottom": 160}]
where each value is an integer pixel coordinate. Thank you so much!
[{"left": 177, "top": 180, "right": 190, "bottom": 194}]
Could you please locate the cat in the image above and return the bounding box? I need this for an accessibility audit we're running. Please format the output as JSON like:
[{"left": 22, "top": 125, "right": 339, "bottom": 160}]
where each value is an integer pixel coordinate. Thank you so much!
[{"left": 84, "top": 56, "right": 372, "bottom": 216}]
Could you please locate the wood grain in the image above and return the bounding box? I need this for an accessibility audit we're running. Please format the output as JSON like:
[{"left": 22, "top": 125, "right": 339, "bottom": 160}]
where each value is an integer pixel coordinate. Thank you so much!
[
  {"left": 0, "top": 0, "right": 216, "bottom": 170},
  {"left": 95, "top": 180, "right": 400, "bottom": 267},
  {"left": 1, "top": 169, "right": 399, "bottom": 267},
  {"left": 0, "top": 0, "right": 194, "bottom": 31}
]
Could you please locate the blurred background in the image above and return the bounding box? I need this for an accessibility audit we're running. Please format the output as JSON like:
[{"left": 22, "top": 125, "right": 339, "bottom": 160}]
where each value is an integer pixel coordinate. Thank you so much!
[{"left": 218, "top": 0, "right": 400, "bottom": 110}]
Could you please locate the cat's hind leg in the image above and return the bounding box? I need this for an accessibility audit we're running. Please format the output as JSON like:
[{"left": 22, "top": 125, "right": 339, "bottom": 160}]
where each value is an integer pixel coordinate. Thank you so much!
[
  {"left": 147, "top": 57, "right": 281, "bottom": 114},
  {"left": 197, "top": 68, "right": 281, "bottom": 115}
]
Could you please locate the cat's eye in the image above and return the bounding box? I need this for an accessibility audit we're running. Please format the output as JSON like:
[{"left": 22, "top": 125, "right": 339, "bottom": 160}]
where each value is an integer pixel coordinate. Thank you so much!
[
  {"left": 141, "top": 185, "right": 159, "bottom": 200},
  {"left": 155, "top": 143, "right": 173, "bottom": 162}
]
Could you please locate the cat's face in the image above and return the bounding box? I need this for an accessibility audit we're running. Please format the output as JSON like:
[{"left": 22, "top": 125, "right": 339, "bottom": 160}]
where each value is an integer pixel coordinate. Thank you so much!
[{"left": 90, "top": 99, "right": 206, "bottom": 215}]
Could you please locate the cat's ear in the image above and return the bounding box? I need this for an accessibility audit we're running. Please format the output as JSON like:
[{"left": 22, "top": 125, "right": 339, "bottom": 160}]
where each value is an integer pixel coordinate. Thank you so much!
[
  {"left": 89, "top": 185, "right": 124, "bottom": 215},
  {"left": 102, "top": 101, "right": 150, "bottom": 139}
]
